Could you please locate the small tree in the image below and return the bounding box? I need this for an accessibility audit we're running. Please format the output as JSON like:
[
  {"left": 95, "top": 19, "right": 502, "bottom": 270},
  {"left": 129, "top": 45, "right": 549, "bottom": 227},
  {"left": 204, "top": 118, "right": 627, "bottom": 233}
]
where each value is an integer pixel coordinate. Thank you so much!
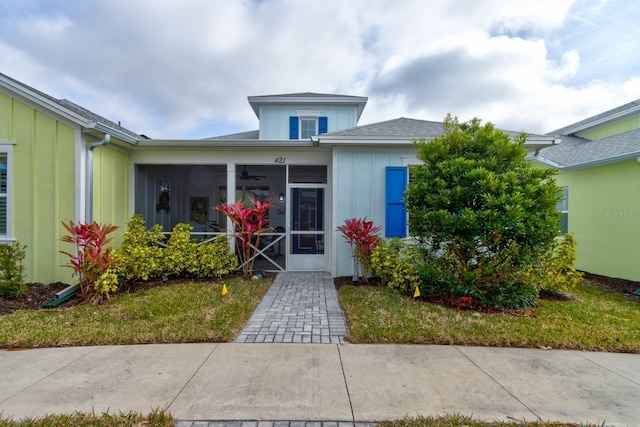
[
  {"left": 337, "top": 217, "right": 381, "bottom": 284},
  {"left": 216, "top": 198, "right": 273, "bottom": 278},
  {"left": 60, "top": 221, "right": 118, "bottom": 301},
  {"left": 406, "top": 115, "right": 561, "bottom": 308}
]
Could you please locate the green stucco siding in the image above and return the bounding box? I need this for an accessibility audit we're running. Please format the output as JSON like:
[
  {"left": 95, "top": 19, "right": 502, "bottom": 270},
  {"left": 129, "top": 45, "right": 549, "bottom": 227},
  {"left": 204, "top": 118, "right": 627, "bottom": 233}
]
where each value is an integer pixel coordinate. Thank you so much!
[
  {"left": 577, "top": 116, "right": 640, "bottom": 140},
  {"left": 93, "top": 146, "right": 129, "bottom": 246},
  {"left": 555, "top": 159, "right": 640, "bottom": 281},
  {"left": 0, "top": 95, "right": 76, "bottom": 283}
]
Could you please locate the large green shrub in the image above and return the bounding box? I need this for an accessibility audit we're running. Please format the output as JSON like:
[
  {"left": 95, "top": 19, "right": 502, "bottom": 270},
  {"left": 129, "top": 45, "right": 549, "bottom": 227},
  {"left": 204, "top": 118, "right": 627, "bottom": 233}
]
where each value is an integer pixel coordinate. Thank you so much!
[
  {"left": 0, "top": 242, "right": 27, "bottom": 298},
  {"left": 370, "top": 238, "right": 421, "bottom": 292},
  {"left": 110, "top": 214, "right": 164, "bottom": 284},
  {"left": 405, "top": 115, "right": 561, "bottom": 308}
]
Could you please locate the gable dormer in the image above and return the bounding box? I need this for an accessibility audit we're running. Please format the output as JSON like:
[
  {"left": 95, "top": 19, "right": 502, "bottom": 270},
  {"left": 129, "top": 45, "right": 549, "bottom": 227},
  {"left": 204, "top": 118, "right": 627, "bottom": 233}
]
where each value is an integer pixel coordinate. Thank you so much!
[{"left": 247, "top": 93, "right": 367, "bottom": 140}]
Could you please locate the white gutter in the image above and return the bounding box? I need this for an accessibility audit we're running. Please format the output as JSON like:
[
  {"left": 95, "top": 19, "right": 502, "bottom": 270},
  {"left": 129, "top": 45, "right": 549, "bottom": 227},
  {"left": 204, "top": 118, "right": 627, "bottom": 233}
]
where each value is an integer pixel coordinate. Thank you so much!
[
  {"left": 87, "top": 121, "right": 138, "bottom": 145},
  {"left": 86, "top": 134, "right": 111, "bottom": 222},
  {"left": 557, "top": 152, "right": 640, "bottom": 171},
  {"left": 134, "top": 139, "right": 317, "bottom": 148}
]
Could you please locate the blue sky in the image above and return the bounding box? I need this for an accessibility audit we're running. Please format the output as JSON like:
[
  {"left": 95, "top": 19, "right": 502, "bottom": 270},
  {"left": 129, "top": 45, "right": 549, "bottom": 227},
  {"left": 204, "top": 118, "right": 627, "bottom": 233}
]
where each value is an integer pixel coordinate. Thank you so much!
[{"left": 1, "top": 0, "right": 638, "bottom": 138}]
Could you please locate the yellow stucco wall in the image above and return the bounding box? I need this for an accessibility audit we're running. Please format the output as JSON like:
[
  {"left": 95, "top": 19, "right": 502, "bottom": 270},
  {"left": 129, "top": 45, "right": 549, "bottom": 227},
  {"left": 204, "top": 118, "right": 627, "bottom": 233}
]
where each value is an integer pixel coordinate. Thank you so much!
[
  {"left": 555, "top": 159, "right": 640, "bottom": 281},
  {"left": 92, "top": 145, "right": 130, "bottom": 247},
  {"left": 0, "top": 93, "right": 76, "bottom": 283}
]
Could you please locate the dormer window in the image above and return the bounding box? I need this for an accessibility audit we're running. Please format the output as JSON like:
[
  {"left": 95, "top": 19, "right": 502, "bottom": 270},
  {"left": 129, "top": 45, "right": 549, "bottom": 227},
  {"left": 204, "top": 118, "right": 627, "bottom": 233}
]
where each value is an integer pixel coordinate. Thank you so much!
[
  {"left": 289, "top": 115, "right": 328, "bottom": 140},
  {"left": 300, "top": 117, "right": 317, "bottom": 139}
]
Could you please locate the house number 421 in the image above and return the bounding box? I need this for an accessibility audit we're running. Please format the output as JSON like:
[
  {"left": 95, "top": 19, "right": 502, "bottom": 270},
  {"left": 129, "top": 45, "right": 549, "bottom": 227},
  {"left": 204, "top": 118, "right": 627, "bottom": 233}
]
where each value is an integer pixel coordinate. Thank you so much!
[{"left": 274, "top": 157, "right": 286, "bottom": 164}]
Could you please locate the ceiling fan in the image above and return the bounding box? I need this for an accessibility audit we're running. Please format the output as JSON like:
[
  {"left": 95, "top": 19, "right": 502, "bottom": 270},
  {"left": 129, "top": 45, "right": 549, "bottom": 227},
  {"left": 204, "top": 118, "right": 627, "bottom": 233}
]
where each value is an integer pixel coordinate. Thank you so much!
[{"left": 239, "top": 165, "right": 265, "bottom": 181}]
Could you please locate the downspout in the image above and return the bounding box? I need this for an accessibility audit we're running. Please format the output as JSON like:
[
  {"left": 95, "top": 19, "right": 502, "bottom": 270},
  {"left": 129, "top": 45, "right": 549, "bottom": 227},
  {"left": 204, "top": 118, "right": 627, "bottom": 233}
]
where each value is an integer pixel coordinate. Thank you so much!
[{"left": 86, "top": 134, "right": 111, "bottom": 223}]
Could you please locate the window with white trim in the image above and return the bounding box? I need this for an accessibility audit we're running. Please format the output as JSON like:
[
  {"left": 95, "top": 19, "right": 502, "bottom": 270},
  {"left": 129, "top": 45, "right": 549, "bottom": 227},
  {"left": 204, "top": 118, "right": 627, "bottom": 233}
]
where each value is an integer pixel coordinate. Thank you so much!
[
  {"left": 557, "top": 186, "right": 568, "bottom": 235},
  {"left": 300, "top": 117, "right": 317, "bottom": 139},
  {"left": 0, "top": 146, "right": 12, "bottom": 238},
  {"left": 289, "top": 116, "right": 328, "bottom": 139}
]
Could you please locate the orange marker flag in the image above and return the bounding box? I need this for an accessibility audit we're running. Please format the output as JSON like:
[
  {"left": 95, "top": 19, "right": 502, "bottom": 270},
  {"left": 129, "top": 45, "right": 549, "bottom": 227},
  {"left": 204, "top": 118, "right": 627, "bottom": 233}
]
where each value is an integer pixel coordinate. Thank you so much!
[
  {"left": 222, "top": 283, "right": 228, "bottom": 296},
  {"left": 413, "top": 286, "right": 420, "bottom": 298}
]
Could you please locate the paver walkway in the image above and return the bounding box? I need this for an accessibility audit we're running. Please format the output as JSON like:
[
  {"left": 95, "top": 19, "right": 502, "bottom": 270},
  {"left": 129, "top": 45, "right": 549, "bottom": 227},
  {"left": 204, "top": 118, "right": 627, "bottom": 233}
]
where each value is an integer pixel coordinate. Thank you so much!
[{"left": 235, "top": 272, "right": 348, "bottom": 344}]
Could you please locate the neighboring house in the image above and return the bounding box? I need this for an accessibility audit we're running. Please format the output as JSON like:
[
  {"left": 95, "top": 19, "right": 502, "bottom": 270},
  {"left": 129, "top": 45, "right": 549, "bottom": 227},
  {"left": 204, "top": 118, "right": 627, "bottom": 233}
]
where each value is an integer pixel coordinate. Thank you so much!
[
  {"left": 534, "top": 100, "right": 640, "bottom": 281},
  {"left": 1, "top": 72, "right": 555, "bottom": 284},
  {"left": 0, "top": 73, "right": 139, "bottom": 284}
]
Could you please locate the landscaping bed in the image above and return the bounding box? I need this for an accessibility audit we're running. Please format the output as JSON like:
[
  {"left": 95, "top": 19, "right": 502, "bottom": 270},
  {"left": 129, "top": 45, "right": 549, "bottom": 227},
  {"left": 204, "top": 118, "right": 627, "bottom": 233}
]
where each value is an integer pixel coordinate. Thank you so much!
[{"left": 0, "top": 276, "right": 200, "bottom": 316}]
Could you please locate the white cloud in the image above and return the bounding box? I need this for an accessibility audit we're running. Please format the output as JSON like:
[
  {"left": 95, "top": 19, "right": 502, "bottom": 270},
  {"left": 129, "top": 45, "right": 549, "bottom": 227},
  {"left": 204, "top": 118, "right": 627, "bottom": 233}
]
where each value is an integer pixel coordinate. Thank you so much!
[{"left": 0, "top": 0, "right": 639, "bottom": 138}]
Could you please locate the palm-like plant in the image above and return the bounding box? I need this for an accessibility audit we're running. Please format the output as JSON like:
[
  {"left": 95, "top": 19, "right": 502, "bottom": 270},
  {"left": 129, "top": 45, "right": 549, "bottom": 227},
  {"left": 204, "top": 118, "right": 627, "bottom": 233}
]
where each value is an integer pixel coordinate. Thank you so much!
[
  {"left": 216, "top": 198, "right": 273, "bottom": 278},
  {"left": 337, "top": 217, "right": 381, "bottom": 283}
]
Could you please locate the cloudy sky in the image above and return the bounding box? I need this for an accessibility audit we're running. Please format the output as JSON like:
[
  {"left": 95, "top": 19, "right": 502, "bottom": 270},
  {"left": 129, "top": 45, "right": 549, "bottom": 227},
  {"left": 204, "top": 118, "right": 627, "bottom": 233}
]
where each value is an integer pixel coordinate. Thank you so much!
[{"left": 1, "top": 0, "right": 638, "bottom": 138}]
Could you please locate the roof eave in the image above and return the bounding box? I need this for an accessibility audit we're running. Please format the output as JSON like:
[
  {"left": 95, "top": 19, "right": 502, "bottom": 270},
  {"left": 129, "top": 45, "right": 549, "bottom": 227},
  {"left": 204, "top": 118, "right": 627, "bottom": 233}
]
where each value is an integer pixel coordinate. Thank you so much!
[
  {"left": 560, "top": 153, "right": 640, "bottom": 171},
  {"left": 318, "top": 136, "right": 419, "bottom": 145},
  {"left": 0, "top": 74, "right": 93, "bottom": 127},
  {"left": 535, "top": 152, "right": 640, "bottom": 171},
  {"left": 134, "top": 139, "right": 318, "bottom": 149},
  {"left": 248, "top": 94, "right": 368, "bottom": 120},
  {"left": 0, "top": 74, "right": 140, "bottom": 146},
  {"left": 554, "top": 104, "right": 640, "bottom": 136},
  {"left": 86, "top": 122, "right": 138, "bottom": 145}
]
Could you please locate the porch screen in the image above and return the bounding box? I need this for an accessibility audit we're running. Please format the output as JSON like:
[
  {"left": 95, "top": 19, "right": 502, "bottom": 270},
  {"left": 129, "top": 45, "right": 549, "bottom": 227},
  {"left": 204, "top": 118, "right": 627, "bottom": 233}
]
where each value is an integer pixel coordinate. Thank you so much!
[{"left": 385, "top": 166, "right": 407, "bottom": 238}]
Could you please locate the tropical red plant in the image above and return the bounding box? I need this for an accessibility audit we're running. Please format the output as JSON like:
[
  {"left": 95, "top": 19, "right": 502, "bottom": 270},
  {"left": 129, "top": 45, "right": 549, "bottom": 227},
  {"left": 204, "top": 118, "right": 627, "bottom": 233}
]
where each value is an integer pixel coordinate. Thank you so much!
[
  {"left": 216, "top": 198, "right": 273, "bottom": 278},
  {"left": 60, "top": 220, "right": 118, "bottom": 301},
  {"left": 337, "top": 217, "right": 382, "bottom": 284}
]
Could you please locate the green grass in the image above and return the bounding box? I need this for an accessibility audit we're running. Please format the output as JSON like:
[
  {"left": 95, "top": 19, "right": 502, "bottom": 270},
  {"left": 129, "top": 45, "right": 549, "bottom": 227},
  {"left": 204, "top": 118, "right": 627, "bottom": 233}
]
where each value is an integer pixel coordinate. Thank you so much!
[
  {"left": 0, "top": 277, "right": 270, "bottom": 348},
  {"left": 340, "top": 282, "right": 640, "bottom": 353},
  {"left": 0, "top": 409, "right": 174, "bottom": 427},
  {"left": 380, "top": 414, "right": 600, "bottom": 426}
]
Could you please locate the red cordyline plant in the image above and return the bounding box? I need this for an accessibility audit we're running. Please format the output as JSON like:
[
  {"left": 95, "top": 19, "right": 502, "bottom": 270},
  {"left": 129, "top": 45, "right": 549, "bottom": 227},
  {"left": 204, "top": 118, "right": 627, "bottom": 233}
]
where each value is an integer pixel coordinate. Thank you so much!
[
  {"left": 60, "top": 220, "right": 118, "bottom": 301},
  {"left": 337, "top": 217, "right": 382, "bottom": 284},
  {"left": 216, "top": 197, "right": 273, "bottom": 278}
]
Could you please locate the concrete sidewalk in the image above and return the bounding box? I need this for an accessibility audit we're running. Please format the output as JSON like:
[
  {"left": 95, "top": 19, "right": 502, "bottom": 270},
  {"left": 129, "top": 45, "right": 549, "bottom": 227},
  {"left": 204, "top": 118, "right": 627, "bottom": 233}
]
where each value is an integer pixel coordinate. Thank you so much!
[{"left": 1, "top": 343, "right": 638, "bottom": 425}]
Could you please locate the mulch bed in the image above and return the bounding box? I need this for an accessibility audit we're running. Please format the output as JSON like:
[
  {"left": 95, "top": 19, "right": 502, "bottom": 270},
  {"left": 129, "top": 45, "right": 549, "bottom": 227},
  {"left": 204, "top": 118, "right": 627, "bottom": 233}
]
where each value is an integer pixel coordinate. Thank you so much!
[
  {"left": 0, "top": 271, "right": 278, "bottom": 317},
  {"left": 335, "top": 271, "right": 640, "bottom": 315},
  {"left": 1, "top": 272, "right": 637, "bottom": 317}
]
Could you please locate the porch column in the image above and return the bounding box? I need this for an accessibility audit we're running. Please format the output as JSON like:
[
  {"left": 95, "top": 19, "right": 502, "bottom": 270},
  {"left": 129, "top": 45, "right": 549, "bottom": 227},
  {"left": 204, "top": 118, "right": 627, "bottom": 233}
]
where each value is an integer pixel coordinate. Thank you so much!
[{"left": 226, "top": 163, "right": 236, "bottom": 253}]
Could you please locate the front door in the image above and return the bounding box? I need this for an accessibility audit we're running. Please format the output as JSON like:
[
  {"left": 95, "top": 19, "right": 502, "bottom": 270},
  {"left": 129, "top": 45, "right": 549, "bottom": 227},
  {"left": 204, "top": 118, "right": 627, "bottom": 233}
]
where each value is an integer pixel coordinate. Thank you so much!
[{"left": 287, "top": 185, "right": 326, "bottom": 270}]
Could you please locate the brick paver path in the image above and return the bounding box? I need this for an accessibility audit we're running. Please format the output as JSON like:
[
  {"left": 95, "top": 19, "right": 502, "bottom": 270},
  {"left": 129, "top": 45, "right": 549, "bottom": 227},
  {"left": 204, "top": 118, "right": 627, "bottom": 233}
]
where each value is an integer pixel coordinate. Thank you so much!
[{"left": 235, "top": 272, "right": 348, "bottom": 344}]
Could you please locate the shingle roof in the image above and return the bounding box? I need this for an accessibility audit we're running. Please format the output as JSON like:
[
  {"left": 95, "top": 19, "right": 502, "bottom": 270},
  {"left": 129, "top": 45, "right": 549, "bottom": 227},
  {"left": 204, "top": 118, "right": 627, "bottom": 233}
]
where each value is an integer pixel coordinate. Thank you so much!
[
  {"left": 547, "top": 99, "right": 640, "bottom": 136},
  {"left": 57, "top": 99, "right": 142, "bottom": 139},
  {"left": 249, "top": 92, "right": 363, "bottom": 99},
  {"left": 247, "top": 92, "right": 368, "bottom": 121},
  {"left": 325, "top": 117, "right": 445, "bottom": 138},
  {"left": 206, "top": 130, "right": 259, "bottom": 140},
  {"left": 0, "top": 72, "right": 141, "bottom": 139},
  {"left": 535, "top": 128, "right": 640, "bottom": 169}
]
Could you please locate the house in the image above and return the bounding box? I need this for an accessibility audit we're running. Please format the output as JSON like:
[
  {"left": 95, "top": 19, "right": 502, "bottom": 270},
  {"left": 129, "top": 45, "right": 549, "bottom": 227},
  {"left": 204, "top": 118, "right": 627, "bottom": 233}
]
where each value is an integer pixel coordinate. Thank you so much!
[
  {"left": 533, "top": 100, "right": 640, "bottom": 281},
  {"left": 1, "top": 72, "right": 555, "bottom": 284},
  {"left": 0, "top": 73, "right": 139, "bottom": 285}
]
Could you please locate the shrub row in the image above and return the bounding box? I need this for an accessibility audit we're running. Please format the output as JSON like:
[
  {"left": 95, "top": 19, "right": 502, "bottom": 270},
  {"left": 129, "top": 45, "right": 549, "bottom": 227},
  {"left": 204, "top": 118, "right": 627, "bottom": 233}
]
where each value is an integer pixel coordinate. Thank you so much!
[
  {"left": 96, "top": 215, "right": 237, "bottom": 296},
  {"left": 368, "top": 233, "right": 582, "bottom": 309}
]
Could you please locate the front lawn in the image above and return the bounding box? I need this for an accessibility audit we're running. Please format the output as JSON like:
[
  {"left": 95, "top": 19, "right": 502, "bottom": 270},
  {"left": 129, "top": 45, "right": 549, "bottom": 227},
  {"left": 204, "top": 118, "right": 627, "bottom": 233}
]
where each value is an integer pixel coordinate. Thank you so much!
[
  {"left": 339, "top": 281, "right": 640, "bottom": 353},
  {"left": 0, "top": 277, "right": 270, "bottom": 348}
]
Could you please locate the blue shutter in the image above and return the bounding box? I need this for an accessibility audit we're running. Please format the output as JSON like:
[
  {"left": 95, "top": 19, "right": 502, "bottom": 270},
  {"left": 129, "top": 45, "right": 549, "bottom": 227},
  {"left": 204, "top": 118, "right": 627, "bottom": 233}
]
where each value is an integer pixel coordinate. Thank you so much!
[
  {"left": 318, "top": 116, "right": 328, "bottom": 134},
  {"left": 385, "top": 166, "right": 407, "bottom": 238},
  {"left": 289, "top": 116, "right": 299, "bottom": 139}
]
